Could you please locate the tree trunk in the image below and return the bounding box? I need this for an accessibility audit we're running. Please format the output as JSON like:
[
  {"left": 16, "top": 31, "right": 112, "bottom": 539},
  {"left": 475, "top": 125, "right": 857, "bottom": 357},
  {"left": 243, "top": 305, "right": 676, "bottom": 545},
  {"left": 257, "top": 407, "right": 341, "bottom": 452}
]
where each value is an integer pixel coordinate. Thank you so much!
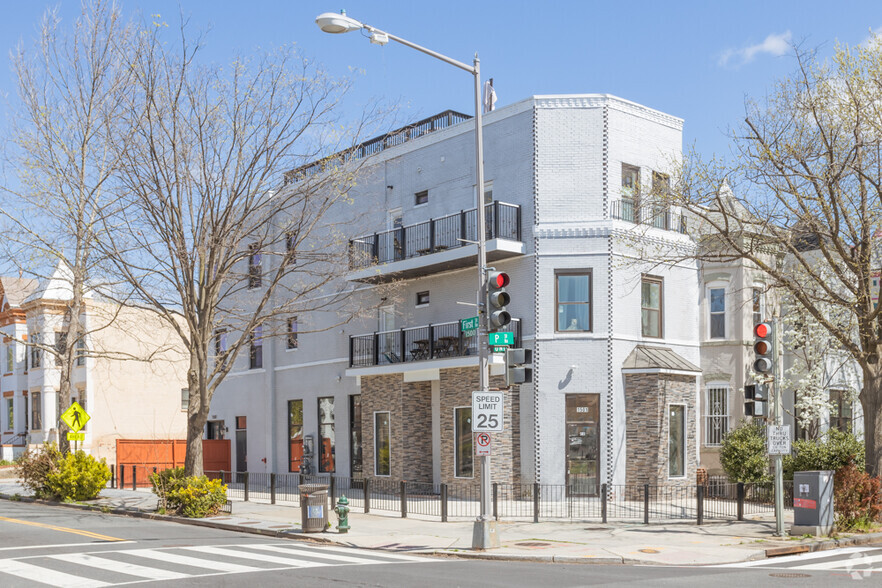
[
  {"left": 862, "top": 363, "right": 882, "bottom": 476},
  {"left": 183, "top": 356, "right": 209, "bottom": 477}
]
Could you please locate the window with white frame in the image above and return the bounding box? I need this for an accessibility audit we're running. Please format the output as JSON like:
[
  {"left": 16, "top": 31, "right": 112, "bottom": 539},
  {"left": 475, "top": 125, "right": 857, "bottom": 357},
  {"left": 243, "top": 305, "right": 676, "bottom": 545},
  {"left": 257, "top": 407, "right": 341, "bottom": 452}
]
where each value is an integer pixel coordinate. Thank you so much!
[
  {"left": 5, "top": 398, "right": 12, "bottom": 431},
  {"left": 641, "top": 276, "right": 663, "bottom": 338},
  {"left": 752, "top": 288, "right": 764, "bottom": 325},
  {"left": 829, "top": 389, "right": 853, "bottom": 432},
  {"left": 374, "top": 411, "right": 391, "bottom": 476},
  {"left": 705, "top": 386, "right": 728, "bottom": 446},
  {"left": 287, "top": 317, "right": 298, "bottom": 350},
  {"left": 248, "top": 243, "right": 262, "bottom": 288},
  {"left": 30, "top": 334, "right": 41, "bottom": 368},
  {"left": 5, "top": 344, "right": 12, "bottom": 373},
  {"left": 709, "top": 288, "right": 726, "bottom": 339},
  {"left": 454, "top": 407, "right": 473, "bottom": 478},
  {"left": 668, "top": 404, "right": 686, "bottom": 477},
  {"left": 249, "top": 326, "right": 263, "bottom": 369}
]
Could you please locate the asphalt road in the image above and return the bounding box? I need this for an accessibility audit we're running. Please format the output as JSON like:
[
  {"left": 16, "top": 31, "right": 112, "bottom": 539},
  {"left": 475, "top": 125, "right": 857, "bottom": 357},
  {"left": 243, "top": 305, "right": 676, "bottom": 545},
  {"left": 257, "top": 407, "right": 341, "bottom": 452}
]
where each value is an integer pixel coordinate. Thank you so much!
[{"left": 0, "top": 500, "right": 876, "bottom": 586}]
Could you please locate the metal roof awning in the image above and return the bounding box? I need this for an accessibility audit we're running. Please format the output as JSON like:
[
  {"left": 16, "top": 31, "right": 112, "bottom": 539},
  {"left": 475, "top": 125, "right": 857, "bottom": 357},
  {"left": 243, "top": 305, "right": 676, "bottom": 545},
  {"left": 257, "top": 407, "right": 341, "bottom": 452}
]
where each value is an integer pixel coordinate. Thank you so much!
[{"left": 622, "top": 345, "right": 701, "bottom": 374}]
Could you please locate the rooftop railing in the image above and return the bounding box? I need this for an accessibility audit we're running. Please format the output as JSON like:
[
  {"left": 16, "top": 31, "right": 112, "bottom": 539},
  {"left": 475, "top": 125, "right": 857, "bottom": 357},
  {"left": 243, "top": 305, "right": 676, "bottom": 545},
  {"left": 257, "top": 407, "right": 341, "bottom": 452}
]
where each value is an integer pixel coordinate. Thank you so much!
[
  {"left": 286, "top": 110, "right": 472, "bottom": 184},
  {"left": 349, "top": 201, "right": 521, "bottom": 270},
  {"left": 349, "top": 318, "right": 521, "bottom": 368}
]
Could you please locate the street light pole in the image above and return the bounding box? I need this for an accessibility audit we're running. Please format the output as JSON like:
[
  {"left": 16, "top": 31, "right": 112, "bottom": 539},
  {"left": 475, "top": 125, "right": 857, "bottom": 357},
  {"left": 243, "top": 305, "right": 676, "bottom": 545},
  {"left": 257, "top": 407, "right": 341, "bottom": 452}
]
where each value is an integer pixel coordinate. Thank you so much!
[{"left": 316, "top": 11, "right": 496, "bottom": 548}]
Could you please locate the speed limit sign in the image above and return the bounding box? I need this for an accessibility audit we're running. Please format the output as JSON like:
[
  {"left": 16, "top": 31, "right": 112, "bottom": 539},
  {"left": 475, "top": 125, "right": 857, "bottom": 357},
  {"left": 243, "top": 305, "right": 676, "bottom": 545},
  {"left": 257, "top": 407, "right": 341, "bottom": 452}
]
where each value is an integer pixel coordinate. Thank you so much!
[{"left": 472, "top": 391, "right": 504, "bottom": 432}]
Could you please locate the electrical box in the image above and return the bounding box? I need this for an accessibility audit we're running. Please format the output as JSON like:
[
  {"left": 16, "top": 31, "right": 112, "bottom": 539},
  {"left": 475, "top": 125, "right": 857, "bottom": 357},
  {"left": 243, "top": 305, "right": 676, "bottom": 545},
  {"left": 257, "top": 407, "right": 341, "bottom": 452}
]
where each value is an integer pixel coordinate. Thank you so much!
[{"left": 791, "top": 470, "right": 834, "bottom": 536}]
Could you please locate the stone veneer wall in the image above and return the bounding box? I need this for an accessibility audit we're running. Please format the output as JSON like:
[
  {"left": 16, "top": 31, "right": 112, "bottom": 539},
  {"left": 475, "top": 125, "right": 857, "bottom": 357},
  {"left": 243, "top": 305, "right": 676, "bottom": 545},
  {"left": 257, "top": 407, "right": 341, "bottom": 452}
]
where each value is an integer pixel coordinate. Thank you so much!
[
  {"left": 624, "top": 373, "right": 696, "bottom": 488},
  {"left": 360, "top": 374, "right": 433, "bottom": 483},
  {"left": 360, "top": 366, "right": 521, "bottom": 487},
  {"left": 439, "top": 367, "right": 520, "bottom": 487}
]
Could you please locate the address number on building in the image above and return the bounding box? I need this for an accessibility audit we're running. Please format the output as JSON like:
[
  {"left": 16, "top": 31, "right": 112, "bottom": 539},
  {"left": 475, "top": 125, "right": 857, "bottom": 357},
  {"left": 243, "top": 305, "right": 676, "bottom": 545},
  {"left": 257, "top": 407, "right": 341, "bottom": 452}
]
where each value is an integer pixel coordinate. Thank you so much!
[{"left": 472, "top": 391, "right": 504, "bottom": 432}]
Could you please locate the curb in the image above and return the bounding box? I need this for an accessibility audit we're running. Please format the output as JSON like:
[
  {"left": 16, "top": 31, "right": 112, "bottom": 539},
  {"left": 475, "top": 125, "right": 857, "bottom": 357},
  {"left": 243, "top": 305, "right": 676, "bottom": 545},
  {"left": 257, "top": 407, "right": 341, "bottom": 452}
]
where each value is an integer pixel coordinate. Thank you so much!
[
  {"left": 766, "top": 531, "right": 882, "bottom": 558},
  {"left": 430, "top": 550, "right": 628, "bottom": 565}
]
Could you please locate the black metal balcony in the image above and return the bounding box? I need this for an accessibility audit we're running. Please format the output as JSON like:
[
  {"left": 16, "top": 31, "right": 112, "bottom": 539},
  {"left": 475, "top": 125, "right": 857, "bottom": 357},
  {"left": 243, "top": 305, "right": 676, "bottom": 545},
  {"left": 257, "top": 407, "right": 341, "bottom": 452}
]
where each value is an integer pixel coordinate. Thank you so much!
[
  {"left": 610, "top": 197, "right": 687, "bottom": 234},
  {"left": 349, "top": 201, "right": 522, "bottom": 271},
  {"left": 349, "top": 319, "right": 521, "bottom": 368}
]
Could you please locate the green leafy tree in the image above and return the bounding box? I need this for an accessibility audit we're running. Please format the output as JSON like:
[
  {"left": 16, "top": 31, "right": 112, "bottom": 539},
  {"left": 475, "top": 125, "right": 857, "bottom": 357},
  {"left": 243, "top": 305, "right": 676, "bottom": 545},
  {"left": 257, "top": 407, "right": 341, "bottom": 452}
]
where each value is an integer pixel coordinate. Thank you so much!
[{"left": 784, "top": 428, "right": 865, "bottom": 480}]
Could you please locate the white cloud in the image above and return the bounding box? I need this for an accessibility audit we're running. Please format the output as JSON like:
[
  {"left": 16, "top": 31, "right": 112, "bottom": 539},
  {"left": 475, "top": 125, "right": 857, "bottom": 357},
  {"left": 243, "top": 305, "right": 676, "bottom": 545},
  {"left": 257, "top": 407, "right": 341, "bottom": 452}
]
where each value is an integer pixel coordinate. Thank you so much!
[{"left": 719, "top": 31, "right": 793, "bottom": 67}]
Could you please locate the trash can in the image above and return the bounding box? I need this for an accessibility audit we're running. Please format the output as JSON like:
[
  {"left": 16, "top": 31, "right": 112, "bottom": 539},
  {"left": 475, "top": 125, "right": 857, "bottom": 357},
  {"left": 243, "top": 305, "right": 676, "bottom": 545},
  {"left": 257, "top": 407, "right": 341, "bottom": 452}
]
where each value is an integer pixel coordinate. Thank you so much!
[{"left": 299, "top": 483, "right": 329, "bottom": 533}]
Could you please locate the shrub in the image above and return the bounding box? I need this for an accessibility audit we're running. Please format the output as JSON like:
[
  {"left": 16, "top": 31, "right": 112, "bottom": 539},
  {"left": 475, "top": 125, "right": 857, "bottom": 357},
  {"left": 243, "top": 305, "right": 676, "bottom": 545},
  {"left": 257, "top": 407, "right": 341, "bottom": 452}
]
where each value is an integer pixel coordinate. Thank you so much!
[
  {"left": 15, "top": 443, "right": 63, "bottom": 498},
  {"left": 150, "top": 468, "right": 227, "bottom": 518},
  {"left": 720, "top": 420, "right": 770, "bottom": 483},
  {"left": 784, "top": 429, "right": 865, "bottom": 480},
  {"left": 834, "top": 462, "right": 882, "bottom": 531},
  {"left": 168, "top": 476, "right": 227, "bottom": 518},
  {"left": 44, "top": 451, "right": 112, "bottom": 501}
]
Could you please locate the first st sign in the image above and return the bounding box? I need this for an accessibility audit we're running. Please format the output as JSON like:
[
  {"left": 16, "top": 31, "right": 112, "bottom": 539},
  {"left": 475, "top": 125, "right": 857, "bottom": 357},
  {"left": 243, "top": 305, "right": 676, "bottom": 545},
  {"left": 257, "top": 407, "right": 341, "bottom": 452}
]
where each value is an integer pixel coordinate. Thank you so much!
[{"left": 472, "top": 391, "right": 504, "bottom": 432}]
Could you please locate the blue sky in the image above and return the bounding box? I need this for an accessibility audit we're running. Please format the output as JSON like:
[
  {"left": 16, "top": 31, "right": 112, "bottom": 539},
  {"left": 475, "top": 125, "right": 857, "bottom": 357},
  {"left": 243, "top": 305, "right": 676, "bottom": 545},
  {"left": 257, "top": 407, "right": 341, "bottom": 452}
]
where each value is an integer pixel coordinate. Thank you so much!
[{"left": 1, "top": 1, "right": 880, "bottom": 160}]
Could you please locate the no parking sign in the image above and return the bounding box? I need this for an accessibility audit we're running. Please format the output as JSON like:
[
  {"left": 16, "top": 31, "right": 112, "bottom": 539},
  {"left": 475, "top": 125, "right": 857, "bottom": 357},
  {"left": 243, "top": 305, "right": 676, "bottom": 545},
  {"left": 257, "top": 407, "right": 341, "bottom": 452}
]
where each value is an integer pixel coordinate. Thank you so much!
[{"left": 475, "top": 432, "right": 492, "bottom": 456}]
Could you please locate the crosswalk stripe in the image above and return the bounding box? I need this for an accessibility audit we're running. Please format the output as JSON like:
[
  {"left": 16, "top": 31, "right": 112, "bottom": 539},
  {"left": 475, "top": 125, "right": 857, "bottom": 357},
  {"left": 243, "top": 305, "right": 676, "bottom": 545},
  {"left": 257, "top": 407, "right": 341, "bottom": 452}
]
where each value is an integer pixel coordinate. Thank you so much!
[
  {"left": 0, "top": 558, "right": 112, "bottom": 587},
  {"left": 714, "top": 547, "right": 876, "bottom": 567},
  {"left": 799, "top": 553, "right": 882, "bottom": 570},
  {"left": 180, "top": 545, "right": 327, "bottom": 568},
  {"left": 245, "top": 543, "right": 403, "bottom": 565},
  {"left": 284, "top": 542, "right": 428, "bottom": 562},
  {"left": 121, "top": 548, "right": 262, "bottom": 573},
  {"left": 49, "top": 552, "right": 189, "bottom": 580}
]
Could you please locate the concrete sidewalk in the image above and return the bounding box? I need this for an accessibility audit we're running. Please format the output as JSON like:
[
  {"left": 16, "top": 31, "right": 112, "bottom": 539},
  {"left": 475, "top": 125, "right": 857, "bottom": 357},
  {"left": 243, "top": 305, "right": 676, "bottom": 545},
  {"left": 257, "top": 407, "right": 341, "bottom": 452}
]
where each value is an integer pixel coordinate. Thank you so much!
[{"left": 1, "top": 479, "right": 879, "bottom": 566}]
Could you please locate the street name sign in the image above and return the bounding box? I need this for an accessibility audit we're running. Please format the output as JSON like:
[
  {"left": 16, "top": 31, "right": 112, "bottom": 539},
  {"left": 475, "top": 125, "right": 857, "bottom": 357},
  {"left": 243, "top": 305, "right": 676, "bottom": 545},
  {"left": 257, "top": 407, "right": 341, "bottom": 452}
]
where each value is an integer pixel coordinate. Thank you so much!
[
  {"left": 767, "top": 425, "right": 791, "bottom": 455},
  {"left": 472, "top": 391, "right": 504, "bottom": 432},
  {"left": 60, "top": 401, "right": 90, "bottom": 433},
  {"left": 488, "top": 332, "right": 514, "bottom": 346},
  {"left": 475, "top": 432, "right": 492, "bottom": 456},
  {"left": 460, "top": 316, "right": 479, "bottom": 337}
]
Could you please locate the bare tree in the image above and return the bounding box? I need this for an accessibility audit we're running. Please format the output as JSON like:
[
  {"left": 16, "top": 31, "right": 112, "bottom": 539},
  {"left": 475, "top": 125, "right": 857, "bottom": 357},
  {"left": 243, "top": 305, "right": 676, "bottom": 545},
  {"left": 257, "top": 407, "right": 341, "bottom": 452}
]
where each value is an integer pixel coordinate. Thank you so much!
[
  {"left": 0, "top": 1, "right": 138, "bottom": 453},
  {"left": 104, "top": 15, "right": 386, "bottom": 475},
  {"left": 656, "top": 40, "right": 882, "bottom": 474}
]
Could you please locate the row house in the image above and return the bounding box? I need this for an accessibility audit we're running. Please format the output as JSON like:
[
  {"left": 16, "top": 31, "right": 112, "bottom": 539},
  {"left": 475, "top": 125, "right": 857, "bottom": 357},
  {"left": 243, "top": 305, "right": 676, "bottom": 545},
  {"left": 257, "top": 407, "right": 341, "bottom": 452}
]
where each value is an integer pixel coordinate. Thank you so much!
[
  {"left": 0, "top": 263, "right": 189, "bottom": 464},
  {"left": 209, "top": 94, "right": 707, "bottom": 490}
]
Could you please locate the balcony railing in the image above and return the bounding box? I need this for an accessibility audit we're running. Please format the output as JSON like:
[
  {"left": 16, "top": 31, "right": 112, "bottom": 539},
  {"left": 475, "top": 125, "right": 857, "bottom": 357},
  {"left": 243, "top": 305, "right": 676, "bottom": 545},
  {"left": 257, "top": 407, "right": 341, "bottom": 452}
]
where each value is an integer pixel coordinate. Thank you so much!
[
  {"left": 349, "top": 201, "right": 522, "bottom": 270},
  {"left": 286, "top": 110, "right": 472, "bottom": 184},
  {"left": 610, "top": 197, "right": 687, "bottom": 234},
  {"left": 349, "top": 319, "right": 522, "bottom": 368}
]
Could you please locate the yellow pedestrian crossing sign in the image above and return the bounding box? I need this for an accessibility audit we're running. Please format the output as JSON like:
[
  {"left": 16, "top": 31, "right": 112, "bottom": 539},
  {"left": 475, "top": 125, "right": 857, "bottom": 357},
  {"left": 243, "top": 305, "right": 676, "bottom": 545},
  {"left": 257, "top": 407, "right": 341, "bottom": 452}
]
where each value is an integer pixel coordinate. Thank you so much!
[{"left": 60, "top": 401, "right": 90, "bottom": 432}]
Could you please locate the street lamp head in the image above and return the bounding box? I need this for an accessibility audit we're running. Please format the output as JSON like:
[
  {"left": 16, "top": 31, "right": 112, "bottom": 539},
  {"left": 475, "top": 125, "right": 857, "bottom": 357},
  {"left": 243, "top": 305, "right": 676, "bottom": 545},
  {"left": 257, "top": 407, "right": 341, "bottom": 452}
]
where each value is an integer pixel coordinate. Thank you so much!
[{"left": 315, "top": 11, "right": 364, "bottom": 34}]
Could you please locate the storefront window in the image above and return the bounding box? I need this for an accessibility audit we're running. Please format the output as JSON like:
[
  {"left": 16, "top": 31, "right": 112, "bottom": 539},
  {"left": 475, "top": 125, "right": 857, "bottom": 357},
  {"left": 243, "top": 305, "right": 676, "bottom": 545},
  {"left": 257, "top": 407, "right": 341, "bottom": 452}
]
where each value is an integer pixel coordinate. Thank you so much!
[
  {"left": 668, "top": 405, "right": 686, "bottom": 477},
  {"left": 454, "top": 407, "right": 473, "bottom": 478},
  {"left": 318, "top": 397, "right": 335, "bottom": 473},
  {"left": 288, "top": 400, "right": 303, "bottom": 472},
  {"left": 374, "top": 412, "right": 391, "bottom": 476}
]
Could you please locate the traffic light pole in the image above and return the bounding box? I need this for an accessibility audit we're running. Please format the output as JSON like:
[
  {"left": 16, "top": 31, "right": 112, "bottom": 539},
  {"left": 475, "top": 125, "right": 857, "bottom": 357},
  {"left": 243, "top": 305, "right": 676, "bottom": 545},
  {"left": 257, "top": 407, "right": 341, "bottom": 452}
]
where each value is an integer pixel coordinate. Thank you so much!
[
  {"left": 772, "top": 319, "right": 786, "bottom": 537},
  {"left": 471, "top": 57, "right": 498, "bottom": 550}
]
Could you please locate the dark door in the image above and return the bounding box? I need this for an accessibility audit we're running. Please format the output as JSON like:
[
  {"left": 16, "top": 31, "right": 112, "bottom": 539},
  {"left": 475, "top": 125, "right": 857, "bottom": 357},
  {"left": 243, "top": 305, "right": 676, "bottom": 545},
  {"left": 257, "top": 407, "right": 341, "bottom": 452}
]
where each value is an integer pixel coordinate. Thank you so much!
[
  {"left": 566, "top": 394, "right": 599, "bottom": 496},
  {"left": 235, "top": 416, "right": 247, "bottom": 482},
  {"left": 350, "top": 395, "right": 363, "bottom": 480}
]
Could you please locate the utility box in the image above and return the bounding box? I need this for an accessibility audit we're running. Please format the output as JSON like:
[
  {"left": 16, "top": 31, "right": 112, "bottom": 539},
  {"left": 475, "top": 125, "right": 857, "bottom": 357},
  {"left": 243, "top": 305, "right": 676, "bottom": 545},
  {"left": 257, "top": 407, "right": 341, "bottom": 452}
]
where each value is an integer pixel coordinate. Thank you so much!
[
  {"left": 299, "top": 483, "right": 329, "bottom": 533},
  {"left": 791, "top": 470, "right": 834, "bottom": 536}
]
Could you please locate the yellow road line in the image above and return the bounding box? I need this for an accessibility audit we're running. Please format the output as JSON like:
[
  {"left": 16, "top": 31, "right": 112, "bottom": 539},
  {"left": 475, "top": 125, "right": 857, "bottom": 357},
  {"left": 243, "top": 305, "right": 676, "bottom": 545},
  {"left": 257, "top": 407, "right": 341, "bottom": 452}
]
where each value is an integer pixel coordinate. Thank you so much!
[{"left": 0, "top": 516, "right": 125, "bottom": 542}]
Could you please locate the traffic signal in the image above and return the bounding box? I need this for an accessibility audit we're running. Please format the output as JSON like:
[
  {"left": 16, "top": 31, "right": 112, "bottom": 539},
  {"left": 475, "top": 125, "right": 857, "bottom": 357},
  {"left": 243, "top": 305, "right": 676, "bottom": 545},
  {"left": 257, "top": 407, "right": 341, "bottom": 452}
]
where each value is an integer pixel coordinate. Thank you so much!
[
  {"left": 505, "top": 348, "right": 533, "bottom": 386},
  {"left": 753, "top": 322, "right": 774, "bottom": 375},
  {"left": 744, "top": 383, "right": 768, "bottom": 418},
  {"left": 487, "top": 271, "right": 511, "bottom": 331}
]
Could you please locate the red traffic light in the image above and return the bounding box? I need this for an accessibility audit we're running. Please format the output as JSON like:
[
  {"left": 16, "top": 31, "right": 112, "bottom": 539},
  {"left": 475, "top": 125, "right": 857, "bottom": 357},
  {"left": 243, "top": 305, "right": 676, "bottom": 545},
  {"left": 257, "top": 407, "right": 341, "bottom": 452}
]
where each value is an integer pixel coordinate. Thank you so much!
[
  {"left": 488, "top": 271, "right": 510, "bottom": 289},
  {"left": 754, "top": 323, "right": 771, "bottom": 338}
]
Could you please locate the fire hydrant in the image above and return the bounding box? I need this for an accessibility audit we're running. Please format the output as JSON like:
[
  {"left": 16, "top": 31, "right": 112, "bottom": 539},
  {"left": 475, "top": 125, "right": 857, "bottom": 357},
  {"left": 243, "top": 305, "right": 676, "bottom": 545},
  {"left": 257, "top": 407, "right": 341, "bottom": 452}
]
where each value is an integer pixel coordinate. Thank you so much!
[{"left": 334, "top": 495, "right": 350, "bottom": 533}]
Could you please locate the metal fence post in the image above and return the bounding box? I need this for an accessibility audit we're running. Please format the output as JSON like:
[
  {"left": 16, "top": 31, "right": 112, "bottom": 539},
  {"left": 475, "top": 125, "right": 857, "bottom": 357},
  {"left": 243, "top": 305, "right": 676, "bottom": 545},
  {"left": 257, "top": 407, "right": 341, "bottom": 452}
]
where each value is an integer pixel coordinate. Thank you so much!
[
  {"left": 441, "top": 483, "right": 448, "bottom": 522},
  {"left": 330, "top": 476, "right": 336, "bottom": 503},
  {"left": 244, "top": 472, "right": 249, "bottom": 502},
  {"left": 492, "top": 482, "right": 499, "bottom": 521},
  {"left": 533, "top": 482, "right": 540, "bottom": 523},
  {"left": 643, "top": 484, "right": 650, "bottom": 524},
  {"left": 270, "top": 473, "right": 276, "bottom": 505},
  {"left": 364, "top": 478, "right": 371, "bottom": 513},
  {"left": 132, "top": 465, "right": 137, "bottom": 491},
  {"left": 737, "top": 482, "right": 745, "bottom": 521},
  {"left": 400, "top": 481, "right": 407, "bottom": 518},
  {"left": 601, "top": 483, "right": 608, "bottom": 524},
  {"left": 119, "top": 464, "right": 124, "bottom": 490},
  {"left": 697, "top": 485, "right": 704, "bottom": 526},
  {"left": 110, "top": 464, "right": 115, "bottom": 489}
]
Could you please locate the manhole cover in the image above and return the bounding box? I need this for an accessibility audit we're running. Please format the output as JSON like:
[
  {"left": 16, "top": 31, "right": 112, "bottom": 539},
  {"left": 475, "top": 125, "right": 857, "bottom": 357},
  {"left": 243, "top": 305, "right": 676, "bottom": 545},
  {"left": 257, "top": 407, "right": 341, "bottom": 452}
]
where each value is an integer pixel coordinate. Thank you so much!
[
  {"left": 638, "top": 549, "right": 661, "bottom": 554},
  {"left": 515, "top": 542, "right": 551, "bottom": 547},
  {"left": 769, "top": 573, "right": 811, "bottom": 578}
]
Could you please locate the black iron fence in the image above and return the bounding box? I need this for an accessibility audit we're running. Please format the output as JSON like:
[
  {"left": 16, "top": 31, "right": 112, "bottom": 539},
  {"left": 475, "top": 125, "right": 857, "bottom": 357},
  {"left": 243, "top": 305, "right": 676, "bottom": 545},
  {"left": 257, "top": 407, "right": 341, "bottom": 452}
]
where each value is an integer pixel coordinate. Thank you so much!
[
  {"left": 349, "top": 318, "right": 521, "bottom": 368},
  {"left": 348, "top": 201, "right": 522, "bottom": 270},
  {"left": 610, "top": 197, "right": 687, "bottom": 234}
]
